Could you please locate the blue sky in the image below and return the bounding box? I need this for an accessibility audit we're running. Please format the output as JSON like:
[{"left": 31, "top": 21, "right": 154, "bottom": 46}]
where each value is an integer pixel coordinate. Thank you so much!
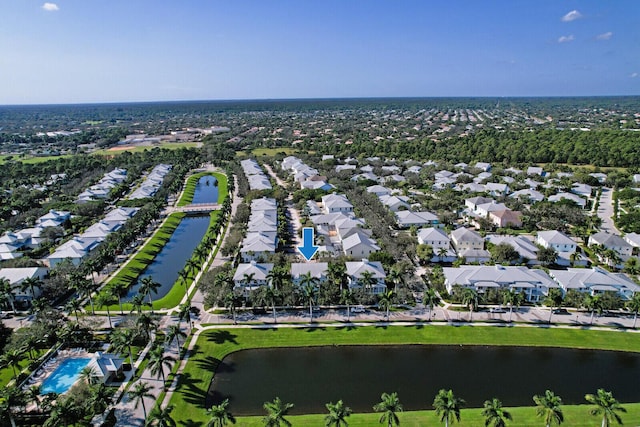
[{"left": 0, "top": 1, "right": 638, "bottom": 104}]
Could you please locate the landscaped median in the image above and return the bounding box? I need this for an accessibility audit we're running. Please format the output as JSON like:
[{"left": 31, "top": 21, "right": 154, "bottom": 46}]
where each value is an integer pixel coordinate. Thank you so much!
[
  {"left": 177, "top": 171, "right": 227, "bottom": 206},
  {"left": 168, "top": 325, "right": 640, "bottom": 426}
]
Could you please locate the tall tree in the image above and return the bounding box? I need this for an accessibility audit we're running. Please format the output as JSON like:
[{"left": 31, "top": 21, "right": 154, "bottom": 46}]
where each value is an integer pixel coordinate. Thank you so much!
[
  {"left": 0, "top": 278, "right": 17, "bottom": 314},
  {"left": 145, "top": 403, "right": 177, "bottom": 427},
  {"left": 544, "top": 288, "right": 564, "bottom": 324},
  {"left": 165, "top": 324, "right": 187, "bottom": 350},
  {"left": 128, "top": 381, "right": 154, "bottom": 420},
  {"left": 626, "top": 292, "right": 640, "bottom": 328},
  {"left": 325, "top": 400, "right": 352, "bottom": 427},
  {"left": 207, "top": 398, "right": 236, "bottom": 427},
  {"left": 148, "top": 346, "right": 176, "bottom": 389},
  {"left": 262, "top": 396, "right": 294, "bottom": 427},
  {"left": 482, "top": 398, "right": 512, "bottom": 427},
  {"left": 433, "top": 389, "right": 465, "bottom": 427},
  {"left": 95, "top": 292, "right": 117, "bottom": 329},
  {"left": 373, "top": 392, "right": 402, "bottom": 427},
  {"left": 302, "top": 281, "right": 318, "bottom": 322},
  {"left": 340, "top": 289, "right": 355, "bottom": 322},
  {"left": 378, "top": 289, "right": 395, "bottom": 320},
  {"left": 140, "top": 276, "right": 161, "bottom": 313},
  {"left": 461, "top": 287, "right": 479, "bottom": 321},
  {"left": 584, "top": 389, "right": 626, "bottom": 427},
  {"left": 533, "top": 390, "right": 564, "bottom": 427},
  {"left": 423, "top": 287, "right": 441, "bottom": 321}
]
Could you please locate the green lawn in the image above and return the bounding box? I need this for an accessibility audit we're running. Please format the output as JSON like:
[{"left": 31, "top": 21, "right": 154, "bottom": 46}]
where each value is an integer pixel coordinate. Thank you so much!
[
  {"left": 169, "top": 325, "right": 640, "bottom": 425},
  {"left": 0, "top": 154, "right": 75, "bottom": 164},
  {"left": 252, "top": 147, "right": 299, "bottom": 156},
  {"left": 91, "top": 142, "right": 200, "bottom": 156}
]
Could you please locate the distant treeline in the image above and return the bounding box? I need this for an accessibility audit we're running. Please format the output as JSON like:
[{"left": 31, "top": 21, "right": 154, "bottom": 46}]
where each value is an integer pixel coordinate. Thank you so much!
[{"left": 318, "top": 129, "right": 640, "bottom": 168}]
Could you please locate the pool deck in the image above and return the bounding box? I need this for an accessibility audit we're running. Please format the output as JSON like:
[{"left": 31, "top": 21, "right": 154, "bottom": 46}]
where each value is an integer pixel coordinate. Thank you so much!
[{"left": 24, "top": 348, "right": 93, "bottom": 393}]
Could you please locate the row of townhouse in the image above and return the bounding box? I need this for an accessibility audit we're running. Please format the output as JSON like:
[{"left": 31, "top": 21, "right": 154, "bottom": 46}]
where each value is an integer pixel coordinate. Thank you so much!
[
  {"left": 443, "top": 264, "right": 640, "bottom": 303},
  {"left": 239, "top": 197, "right": 278, "bottom": 262},
  {"left": 128, "top": 164, "right": 172, "bottom": 200},
  {"left": 280, "top": 156, "right": 333, "bottom": 191},
  {"left": 307, "top": 194, "right": 382, "bottom": 259},
  {"left": 417, "top": 226, "right": 589, "bottom": 267},
  {"left": 0, "top": 210, "right": 71, "bottom": 261},
  {"left": 77, "top": 168, "right": 128, "bottom": 203},
  {"left": 365, "top": 184, "right": 441, "bottom": 230},
  {"left": 240, "top": 159, "right": 272, "bottom": 191},
  {"left": 465, "top": 196, "right": 524, "bottom": 228},
  {"left": 232, "top": 259, "right": 387, "bottom": 296},
  {"left": 46, "top": 207, "right": 139, "bottom": 267}
]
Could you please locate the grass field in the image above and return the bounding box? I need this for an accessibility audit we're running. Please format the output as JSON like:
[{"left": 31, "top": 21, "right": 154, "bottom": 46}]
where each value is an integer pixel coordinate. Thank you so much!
[
  {"left": 92, "top": 142, "right": 200, "bottom": 156},
  {"left": 169, "top": 325, "right": 640, "bottom": 426}
]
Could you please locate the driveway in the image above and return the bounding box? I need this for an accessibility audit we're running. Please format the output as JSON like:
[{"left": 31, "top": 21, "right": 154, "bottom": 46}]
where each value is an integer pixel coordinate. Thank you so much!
[{"left": 597, "top": 187, "right": 621, "bottom": 235}]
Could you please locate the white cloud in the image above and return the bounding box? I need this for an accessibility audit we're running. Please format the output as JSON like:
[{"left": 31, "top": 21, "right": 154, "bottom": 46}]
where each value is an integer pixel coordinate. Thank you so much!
[
  {"left": 561, "top": 10, "right": 582, "bottom": 22},
  {"left": 631, "top": 73, "right": 638, "bottom": 78},
  {"left": 42, "top": 2, "right": 59, "bottom": 12},
  {"left": 596, "top": 32, "right": 613, "bottom": 41},
  {"left": 558, "top": 35, "right": 575, "bottom": 43}
]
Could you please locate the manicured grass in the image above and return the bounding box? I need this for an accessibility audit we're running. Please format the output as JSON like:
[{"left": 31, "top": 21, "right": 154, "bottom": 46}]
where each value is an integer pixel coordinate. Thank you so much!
[
  {"left": 0, "top": 154, "right": 75, "bottom": 164},
  {"left": 235, "top": 404, "right": 640, "bottom": 426},
  {"left": 177, "top": 171, "right": 227, "bottom": 206},
  {"left": 91, "top": 142, "right": 200, "bottom": 156},
  {"left": 252, "top": 147, "right": 299, "bottom": 156},
  {"left": 99, "top": 213, "right": 186, "bottom": 311},
  {"left": 170, "top": 325, "right": 640, "bottom": 425},
  {"left": 0, "top": 349, "right": 48, "bottom": 388}
]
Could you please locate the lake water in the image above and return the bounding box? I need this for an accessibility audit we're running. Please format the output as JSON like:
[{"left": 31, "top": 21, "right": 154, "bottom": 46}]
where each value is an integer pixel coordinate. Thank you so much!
[
  {"left": 125, "top": 215, "right": 210, "bottom": 300},
  {"left": 207, "top": 344, "right": 640, "bottom": 415},
  {"left": 190, "top": 175, "right": 218, "bottom": 204}
]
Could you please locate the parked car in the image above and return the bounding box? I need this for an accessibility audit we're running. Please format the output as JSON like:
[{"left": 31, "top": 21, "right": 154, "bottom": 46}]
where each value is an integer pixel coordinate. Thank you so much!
[
  {"left": 351, "top": 305, "right": 365, "bottom": 313},
  {"left": 552, "top": 308, "right": 569, "bottom": 315},
  {"left": 489, "top": 307, "right": 506, "bottom": 313}
]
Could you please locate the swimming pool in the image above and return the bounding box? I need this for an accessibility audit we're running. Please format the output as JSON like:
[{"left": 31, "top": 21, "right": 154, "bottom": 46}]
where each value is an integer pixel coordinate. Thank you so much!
[{"left": 40, "top": 358, "right": 92, "bottom": 394}]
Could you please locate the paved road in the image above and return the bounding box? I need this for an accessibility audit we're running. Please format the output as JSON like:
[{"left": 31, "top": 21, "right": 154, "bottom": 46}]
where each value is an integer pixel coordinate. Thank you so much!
[{"left": 596, "top": 187, "right": 621, "bottom": 235}]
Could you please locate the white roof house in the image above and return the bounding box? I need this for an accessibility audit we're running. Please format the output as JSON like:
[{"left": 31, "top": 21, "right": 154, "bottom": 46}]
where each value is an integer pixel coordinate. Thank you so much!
[
  {"left": 536, "top": 231, "right": 576, "bottom": 253},
  {"left": 342, "top": 230, "right": 380, "bottom": 259},
  {"left": 624, "top": 233, "right": 640, "bottom": 248},
  {"left": 0, "top": 267, "right": 48, "bottom": 301},
  {"left": 549, "top": 268, "right": 640, "bottom": 300},
  {"left": 548, "top": 192, "right": 586, "bottom": 208},
  {"left": 366, "top": 185, "right": 392, "bottom": 197},
  {"left": 345, "top": 259, "right": 386, "bottom": 294},
  {"left": 290, "top": 263, "right": 329, "bottom": 286},
  {"left": 417, "top": 227, "right": 450, "bottom": 249},
  {"left": 322, "top": 194, "right": 353, "bottom": 214},
  {"left": 443, "top": 265, "right": 558, "bottom": 302},
  {"left": 395, "top": 211, "right": 439, "bottom": 228},
  {"left": 451, "top": 228, "right": 484, "bottom": 249},
  {"left": 510, "top": 189, "right": 545, "bottom": 203},
  {"left": 233, "top": 261, "right": 274, "bottom": 294},
  {"left": 588, "top": 232, "right": 633, "bottom": 259},
  {"left": 378, "top": 195, "right": 411, "bottom": 212},
  {"left": 486, "top": 235, "right": 539, "bottom": 264}
]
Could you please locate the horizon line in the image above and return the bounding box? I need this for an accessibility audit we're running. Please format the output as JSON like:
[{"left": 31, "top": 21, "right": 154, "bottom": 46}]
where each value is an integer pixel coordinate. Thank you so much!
[{"left": 2, "top": 94, "right": 640, "bottom": 108}]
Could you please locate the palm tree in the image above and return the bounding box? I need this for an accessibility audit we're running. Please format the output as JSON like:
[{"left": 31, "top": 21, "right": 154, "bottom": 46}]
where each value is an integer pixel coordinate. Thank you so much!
[
  {"left": 386, "top": 268, "right": 404, "bottom": 292},
  {"left": 136, "top": 313, "right": 158, "bottom": 342},
  {"left": 433, "top": 389, "right": 465, "bottom": 427},
  {"left": 0, "top": 278, "right": 17, "bottom": 314},
  {"left": 340, "top": 289, "right": 355, "bottom": 322},
  {"left": 423, "top": 287, "right": 440, "bottom": 321},
  {"left": 358, "top": 270, "right": 376, "bottom": 293},
  {"left": 461, "top": 287, "right": 479, "bottom": 321},
  {"left": 95, "top": 292, "right": 117, "bottom": 329},
  {"left": 207, "top": 398, "right": 236, "bottom": 427},
  {"left": 178, "top": 300, "right": 193, "bottom": 329},
  {"left": 437, "top": 247, "right": 449, "bottom": 262},
  {"left": 584, "top": 294, "right": 603, "bottom": 325},
  {"left": 0, "top": 349, "right": 24, "bottom": 380},
  {"left": 373, "top": 392, "right": 402, "bottom": 427},
  {"left": 178, "top": 268, "right": 190, "bottom": 288},
  {"left": 140, "top": 276, "right": 161, "bottom": 313},
  {"left": 72, "top": 275, "right": 95, "bottom": 315},
  {"left": 223, "top": 292, "right": 241, "bottom": 325},
  {"left": 110, "top": 328, "right": 135, "bottom": 364},
  {"left": 482, "top": 398, "right": 512, "bottom": 427},
  {"left": 325, "top": 400, "right": 352, "bottom": 427},
  {"left": 165, "top": 324, "right": 187, "bottom": 349},
  {"left": 19, "top": 277, "right": 42, "bottom": 302},
  {"left": 79, "top": 366, "right": 99, "bottom": 385},
  {"left": 262, "top": 396, "right": 294, "bottom": 427},
  {"left": 626, "top": 292, "right": 640, "bottom": 328},
  {"left": 186, "top": 258, "right": 200, "bottom": 276},
  {"left": 378, "top": 290, "right": 395, "bottom": 320},
  {"left": 148, "top": 346, "right": 176, "bottom": 389},
  {"left": 128, "top": 381, "right": 154, "bottom": 420},
  {"left": 66, "top": 298, "right": 83, "bottom": 322},
  {"left": 328, "top": 262, "right": 347, "bottom": 291},
  {"left": 25, "top": 385, "right": 41, "bottom": 411},
  {"left": 544, "top": 288, "right": 564, "bottom": 324},
  {"left": 584, "top": 389, "right": 626, "bottom": 427},
  {"left": 87, "top": 383, "right": 112, "bottom": 414},
  {"left": 257, "top": 286, "right": 280, "bottom": 324},
  {"left": 533, "top": 390, "right": 564, "bottom": 427},
  {"left": 502, "top": 289, "right": 518, "bottom": 322},
  {"left": 0, "top": 394, "right": 17, "bottom": 427},
  {"left": 145, "top": 403, "right": 177, "bottom": 427},
  {"left": 130, "top": 293, "right": 148, "bottom": 315},
  {"left": 302, "top": 281, "right": 318, "bottom": 322},
  {"left": 43, "top": 397, "right": 80, "bottom": 427}
]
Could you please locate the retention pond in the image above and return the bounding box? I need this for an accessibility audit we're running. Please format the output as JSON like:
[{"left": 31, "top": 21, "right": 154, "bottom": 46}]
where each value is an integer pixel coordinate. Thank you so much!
[{"left": 208, "top": 345, "right": 640, "bottom": 415}]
